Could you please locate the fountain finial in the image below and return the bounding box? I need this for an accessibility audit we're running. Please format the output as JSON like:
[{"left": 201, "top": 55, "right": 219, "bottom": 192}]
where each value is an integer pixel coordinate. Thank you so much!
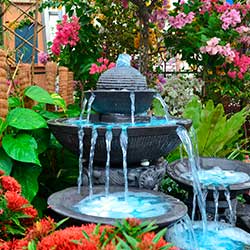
[{"left": 116, "top": 54, "right": 131, "bottom": 67}]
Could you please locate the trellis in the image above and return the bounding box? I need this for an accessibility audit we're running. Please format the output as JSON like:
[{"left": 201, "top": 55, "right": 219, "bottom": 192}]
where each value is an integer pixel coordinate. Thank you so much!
[{"left": 1, "top": 0, "right": 44, "bottom": 80}]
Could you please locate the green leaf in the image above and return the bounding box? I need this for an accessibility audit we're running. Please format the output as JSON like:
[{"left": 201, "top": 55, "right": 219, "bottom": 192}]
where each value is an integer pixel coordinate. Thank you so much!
[
  {"left": 152, "top": 99, "right": 165, "bottom": 117},
  {"left": 24, "top": 86, "right": 55, "bottom": 104},
  {"left": 7, "top": 108, "right": 47, "bottom": 130},
  {"left": 2, "top": 134, "right": 41, "bottom": 166},
  {"left": 123, "top": 232, "right": 139, "bottom": 247},
  {"left": 8, "top": 97, "right": 21, "bottom": 108},
  {"left": 51, "top": 93, "right": 66, "bottom": 112},
  {"left": 0, "top": 148, "right": 13, "bottom": 175},
  {"left": 55, "top": 217, "right": 69, "bottom": 229},
  {"left": 13, "top": 164, "right": 41, "bottom": 202},
  {"left": 152, "top": 228, "right": 167, "bottom": 244},
  {"left": 29, "top": 128, "right": 50, "bottom": 154},
  {"left": 0, "top": 118, "right": 7, "bottom": 136},
  {"left": 116, "top": 239, "right": 131, "bottom": 250},
  {"left": 28, "top": 240, "right": 37, "bottom": 250},
  {"left": 81, "top": 229, "right": 90, "bottom": 241}
]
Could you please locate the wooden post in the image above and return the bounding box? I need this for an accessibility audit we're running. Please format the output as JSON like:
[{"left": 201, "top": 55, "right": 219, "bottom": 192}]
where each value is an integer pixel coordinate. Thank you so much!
[
  {"left": 17, "top": 63, "right": 32, "bottom": 108},
  {"left": 67, "top": 71, "right": 74, "bottom": 104},
  {"left": 59, "top": 66, "right": 69, "bottom": 106},
  {"left": 0, "top": 49, "right": 8, "bottom": 118},
  {"left": 45, "top": 62, "right": 57, "bottom": 93}
]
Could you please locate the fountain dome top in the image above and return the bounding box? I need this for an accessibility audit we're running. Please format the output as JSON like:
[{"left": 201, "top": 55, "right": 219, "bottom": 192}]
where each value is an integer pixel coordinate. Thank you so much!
[{"left": 97, "top": 54, "right": 147, "bottom": 91}]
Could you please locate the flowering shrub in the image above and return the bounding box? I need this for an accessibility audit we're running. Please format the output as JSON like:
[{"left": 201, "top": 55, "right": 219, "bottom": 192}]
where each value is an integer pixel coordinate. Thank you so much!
[
  {"left": 164, "top": 0, "right": 250, "bottom": 99},
  {"left": 0, "top": 171, "right": 38, "bottom": 240},
  {"left": 156, "top": 74, "right": 204, "bottom": 116},
  {"left": 51, "top": 15, "right": 81, "bottom": 57},
  {"left": 0, "top": 174, "right": 178, "bottom": 249}
]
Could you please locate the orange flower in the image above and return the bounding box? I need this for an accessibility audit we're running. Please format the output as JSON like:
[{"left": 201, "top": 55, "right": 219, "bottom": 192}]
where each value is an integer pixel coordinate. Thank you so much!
[
  {"left": 1, "top": 176, "right": 21, "bottom": 193},
  {"left": 25, "top": 217, "right": 56, "bottom": 241},
  {"left": 5, "top": 191, "right": 28, "bottom": 211}
]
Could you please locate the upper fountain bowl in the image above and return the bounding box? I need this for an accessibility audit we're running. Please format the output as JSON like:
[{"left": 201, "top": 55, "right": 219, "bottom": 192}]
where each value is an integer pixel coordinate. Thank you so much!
[
  {"left": 85, "top": 89, "right": 155, "bottom": 115},
  {"left": 85, "top": 56, "right": 155, "bottom": 114}
]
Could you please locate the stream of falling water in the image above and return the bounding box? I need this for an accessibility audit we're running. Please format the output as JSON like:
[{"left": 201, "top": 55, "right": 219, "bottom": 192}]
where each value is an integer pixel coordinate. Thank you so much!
[
  {"left": 88, "top": 126, "right": 98, "bottom": 198},
  {"left": 77, "top": 98, "right": 87, "bottom": 193},
  {"left": 105, "top": 126, "right": 113, "bottom": 196},
  {"left": 130, "top": 92, "right": 135, "bottom": 125},
  {"left": 177, "top": 126, "right": 207, "bottom": 233},
  {"left": 190, "top": 126, "right": 201, "bottom": 171},
  {"left": 120, "top": 126, "right": 129, "bottom": 200},
  {"left": 154, "top": 93, "right": 170, "bottom": 121},
  {"left": 79, "top": 98, "right": 87, "bottom": 120},
  {"left": 224, "top": 188, "right": 236, "bottom": 226},
  {"left": 86, "top": 93, "right": 95, "bottom": 122},
  {"left": 77, "top": 126, "right": 85, "bottom": 194},
  {"left": 213, "top": 188, "right": 219, "bottom": 223}
]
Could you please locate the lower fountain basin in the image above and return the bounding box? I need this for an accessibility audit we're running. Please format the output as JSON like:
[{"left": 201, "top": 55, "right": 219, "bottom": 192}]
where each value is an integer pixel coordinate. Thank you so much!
[
  {"left": 167, "top": 158, "right": 250, "bottom": 198},
  {"left": 48, "top": 117, "right": 191, "bottom": 166},
  {"left": 166, "top": 221, "right": 250, "bottom": 250},
  {"left": 48, "top": 186, "right": 188, "bottom": 228}
]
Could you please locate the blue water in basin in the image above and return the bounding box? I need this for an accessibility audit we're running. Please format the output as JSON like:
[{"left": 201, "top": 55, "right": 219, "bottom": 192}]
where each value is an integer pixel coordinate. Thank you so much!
[
  {"left": 73, "top": 191, "right": 169, "bottom": 219},
  {"left": 167, "top": 221, "right": 250, "bottom": 250},
  {"left": 65, "top": 117, "right": 177, "bottom": 128},
  {"left": 180, "top": 167, "right": 250, "bottom": 187}
]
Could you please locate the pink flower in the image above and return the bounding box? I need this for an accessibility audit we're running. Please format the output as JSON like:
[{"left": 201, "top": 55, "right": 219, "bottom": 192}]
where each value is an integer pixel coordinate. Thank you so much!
[
  {"left": 51, "top": 15, "right": 80, "bottom": 56},
  {"left": 220, "top": 9, "right": 241, "bottom": 30},
  {"left": 108, "top": 62, "right": 116, "bottom": 69},
  {"left": 38, "top": 51, "right": 49, "bottom": 65},
  {"left": 89, "top": 63, "right": 100, "bottom": 74},
  {"left": 227, "top": 70, "right": 236, "bottom": 79},
  {"left": 168, "top": 12, "right": 195, "bottom": 29}
]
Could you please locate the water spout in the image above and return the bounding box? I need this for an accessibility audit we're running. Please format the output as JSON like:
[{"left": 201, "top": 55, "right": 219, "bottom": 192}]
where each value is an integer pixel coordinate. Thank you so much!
[
  {"left": 130, "top": 92, "right": 135, "bottom": 125},
  {"left": 154, "top": 93, "right": 170, "bottom": 121},
  {"left": 105, "top": 126, "right": 113, "bottom": 196},
  {"left": 86, "top": 93, "right": 96, "bottom": 122},
  {"left": 88, "top": 126, "right": 98, "bottom": 198},
  {"left": 177, "top": 126, "right": 207, "bottom": 233},
  {"left": 77, "top": 125, "right": 85, "bottom": 194},
  {"left": 120, "top": 126, "right": 128, "bottom": 200},
  {"left": 80, "top": 98, "right": 88, "bottom": 121}
]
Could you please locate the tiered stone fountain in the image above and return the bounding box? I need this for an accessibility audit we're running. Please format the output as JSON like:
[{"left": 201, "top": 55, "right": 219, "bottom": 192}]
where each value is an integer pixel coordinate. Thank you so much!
[
  {"left": 47, "top": 54, "right": 250, "bottom": 249},
  {"left": 47, "top": 54, "right": 190, "bottom": 227}
]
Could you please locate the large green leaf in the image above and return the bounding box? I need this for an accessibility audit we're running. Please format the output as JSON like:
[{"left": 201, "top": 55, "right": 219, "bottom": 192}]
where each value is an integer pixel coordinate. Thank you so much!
[
  {"left": 183, "top": 98, "right": 249, "bottom": 157},
  {"left": 6, "top": 108, "right": 47, "bottom": 130},
  {"left": 51, "top": 93, "right": 66, "bottom": 112},
  {"left": 24, "top": 86, "right": 55, "bottom": 104},
  {"left": 29, "top": 128, "right": 51, "bottom": 154},
  {"left": 183, "top": 97, "right": 202, "bottom": 129},
  {"left": 0, "top": 118, "right": 7, "bottom": 137},
  {"left": 8, "top": 96, "right": 22, "bottom": 108},
  {"left": 2, "top": 134, "right": 41, "bottom": 166},
  {"left": 0, "top": 148, "right": 13, "bottom": 175},
  {"left": 13, "top": 164, "right": 41, "bottom": 202}
]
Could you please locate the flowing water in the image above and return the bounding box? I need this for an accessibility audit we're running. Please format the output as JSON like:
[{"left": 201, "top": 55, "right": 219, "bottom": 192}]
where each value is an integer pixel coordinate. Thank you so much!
[
  {"left": 120, "top": 126, "right": 129, "bottom": 200},
  {"left": 105, "top": 126, "right": 113, "bottom": 196},
  {"left": 79, "top": 98, "right": 88, "bottom": 121},
  {"left": 213, "top": 188, "right": 219, "bottom": 223},
  {"left": 130, "top": 92, "right": 135, "bottom": 125},
  {"left": 86, "top": 93, "right": 95, "bottom": 122},
  {"left": 88, "top": 126, "right": 98, "bottom": 198},
  {"left": 177, "top": 126, "right": 207, "bottom": 232},
  {"left": 77, "top": 125, "right": 85, "bottom": 194},
  {"left": 154, "top": 93, "right": 170, "bottom": 121}
]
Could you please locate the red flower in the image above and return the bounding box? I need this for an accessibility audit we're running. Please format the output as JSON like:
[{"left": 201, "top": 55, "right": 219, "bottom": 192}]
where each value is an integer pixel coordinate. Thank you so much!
[
  {"left": 126, "top": 217, "right": 141, "bottom": 227},
  {"left": 5, "top": 191, "right": 28, "bottom": 211},
  {"left": 1, "top": 176, "right": 21, "bottom": 193},
  {"left": 25, "top": 217, "right": 56, "bottom": 241}
]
